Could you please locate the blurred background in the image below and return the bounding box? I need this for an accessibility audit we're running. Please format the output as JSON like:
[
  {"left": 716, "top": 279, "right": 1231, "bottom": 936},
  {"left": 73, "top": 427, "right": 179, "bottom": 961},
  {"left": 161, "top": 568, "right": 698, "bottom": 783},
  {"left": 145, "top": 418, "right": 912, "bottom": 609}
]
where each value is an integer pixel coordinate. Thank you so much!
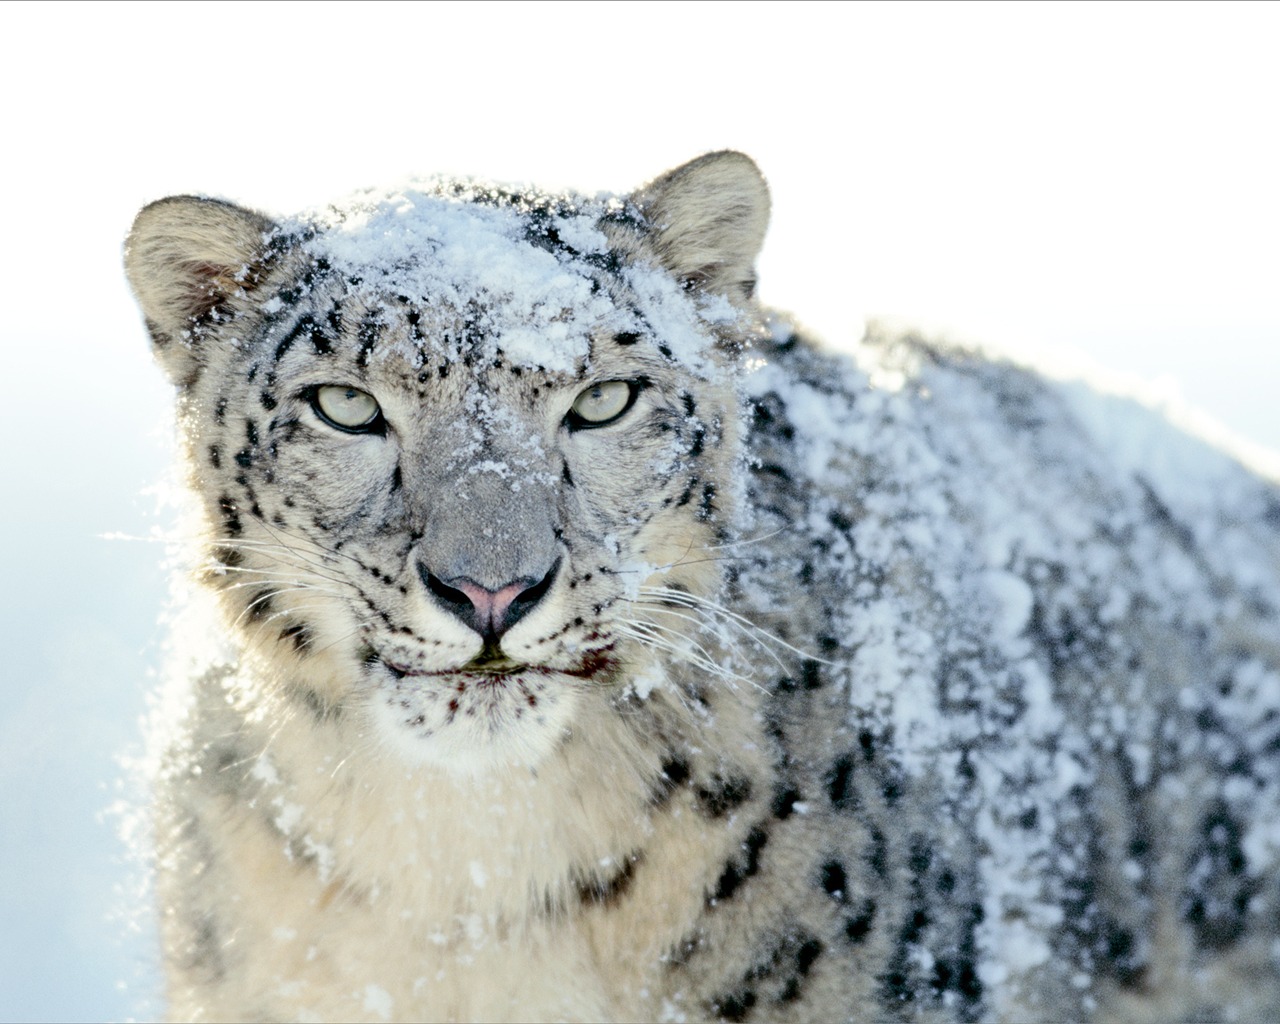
[{"left": 1, "top": 1, "right": 1276, "bottom": 1018}]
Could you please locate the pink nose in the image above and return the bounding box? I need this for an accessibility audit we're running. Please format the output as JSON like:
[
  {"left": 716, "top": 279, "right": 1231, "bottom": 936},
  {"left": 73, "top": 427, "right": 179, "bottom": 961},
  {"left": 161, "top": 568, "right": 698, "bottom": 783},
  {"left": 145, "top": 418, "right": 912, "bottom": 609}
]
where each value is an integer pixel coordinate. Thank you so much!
[
  {"left": 452, "top": 579, "right": 532, "bottom": 638},
  {"left": 418, "top": 560, "right": 560, "bottom": 644}
]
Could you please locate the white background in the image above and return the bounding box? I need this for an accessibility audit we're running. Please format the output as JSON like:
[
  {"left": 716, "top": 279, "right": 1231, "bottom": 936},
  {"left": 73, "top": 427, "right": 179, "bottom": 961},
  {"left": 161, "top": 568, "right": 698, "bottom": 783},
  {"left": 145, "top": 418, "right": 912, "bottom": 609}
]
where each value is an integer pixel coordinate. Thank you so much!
[{"left": 0, "top": 2, "right": 1276, "bottom": 1018}]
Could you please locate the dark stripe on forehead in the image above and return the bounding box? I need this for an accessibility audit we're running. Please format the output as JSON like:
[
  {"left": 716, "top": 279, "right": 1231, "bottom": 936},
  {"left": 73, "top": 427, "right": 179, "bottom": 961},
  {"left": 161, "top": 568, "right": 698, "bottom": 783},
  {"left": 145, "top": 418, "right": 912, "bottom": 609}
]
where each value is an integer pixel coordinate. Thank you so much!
[
  {"left": 311, "top": 321, "right": 333, "bottom": 355},
  {"left": 357, "top": 313, "right": 384, "bottom": 368},
  {"left": 273, "top": 314, "right": 335, "bottom": 363},
  {"left": 402, "top": 306, "right": 427, "bottom": 352},
  {"left": 274, "top": 315, "right": 316, "bottom": 363}
]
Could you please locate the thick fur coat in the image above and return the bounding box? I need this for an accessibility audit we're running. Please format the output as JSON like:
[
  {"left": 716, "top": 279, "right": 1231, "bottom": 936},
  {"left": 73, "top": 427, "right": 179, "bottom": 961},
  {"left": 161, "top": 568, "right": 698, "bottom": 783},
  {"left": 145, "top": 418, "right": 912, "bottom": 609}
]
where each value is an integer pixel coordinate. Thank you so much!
[{"left": 125, "top": 153, "right": 1280, "bottom": 1022}]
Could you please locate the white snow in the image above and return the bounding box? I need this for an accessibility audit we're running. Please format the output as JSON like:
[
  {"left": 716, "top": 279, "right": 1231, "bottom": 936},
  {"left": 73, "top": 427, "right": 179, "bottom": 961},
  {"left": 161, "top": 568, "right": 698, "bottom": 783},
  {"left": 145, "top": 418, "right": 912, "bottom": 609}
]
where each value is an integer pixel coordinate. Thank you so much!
[
  {"left": 743, "top": 316, "right": 1280, "bottom": 1006},
  {"left": 292, "top": 184, "right": 731, "bottom": 383},
  {"left": 361, "top": 983, "right": 394, "bottom": 1021},
  {"left": 304, "top": 189, "right": 607, "bottom": 372}
]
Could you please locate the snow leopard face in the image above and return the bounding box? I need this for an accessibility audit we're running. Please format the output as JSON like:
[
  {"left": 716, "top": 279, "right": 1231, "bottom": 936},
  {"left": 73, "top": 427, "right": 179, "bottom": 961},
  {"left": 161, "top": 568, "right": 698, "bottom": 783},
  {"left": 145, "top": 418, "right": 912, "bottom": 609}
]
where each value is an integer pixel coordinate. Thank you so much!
[{"left": 126, "top": 154, "right": 770, "bottom": 772}]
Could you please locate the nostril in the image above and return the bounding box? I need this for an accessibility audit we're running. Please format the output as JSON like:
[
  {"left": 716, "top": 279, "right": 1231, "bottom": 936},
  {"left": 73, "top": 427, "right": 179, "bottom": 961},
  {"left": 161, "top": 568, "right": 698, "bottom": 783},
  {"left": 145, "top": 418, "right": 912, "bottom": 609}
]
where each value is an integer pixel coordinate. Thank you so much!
[
  {"left": 421, "top": 570, "right": 474, "bottom": 614},
  {"left": 506, "top": 559, "right": 560, "bottom": 623}
]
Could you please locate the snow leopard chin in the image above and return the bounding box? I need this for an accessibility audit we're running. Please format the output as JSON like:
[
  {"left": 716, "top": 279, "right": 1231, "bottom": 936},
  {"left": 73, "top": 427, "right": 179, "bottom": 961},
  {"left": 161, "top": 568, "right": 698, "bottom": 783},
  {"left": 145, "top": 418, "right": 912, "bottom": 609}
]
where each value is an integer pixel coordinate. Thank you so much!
[{"left": 367, "top": 664, "right": 588, "bottom": 774}]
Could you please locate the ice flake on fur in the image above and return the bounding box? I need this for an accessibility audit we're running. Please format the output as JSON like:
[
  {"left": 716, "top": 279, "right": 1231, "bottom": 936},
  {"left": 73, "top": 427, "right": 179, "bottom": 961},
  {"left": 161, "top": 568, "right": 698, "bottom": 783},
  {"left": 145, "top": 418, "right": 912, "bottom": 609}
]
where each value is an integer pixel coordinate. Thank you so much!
[
  {"left": 627, "top": 662, "right": 666, "bottom": 700},
  {"left": 273, "top": 799, "right": 304, "bottom": 837},
  {"left": 361, "top": 984, "right": 394, "bottom": 1021},
  {"left": 982, "top": 570, "right": 1035, "bottom": 648},
  {"left": 301, "top": 835, "right": 336, "bottom": 885},
  {"left": 250, "top": 753, "right": 281, "bottom": 787},
  {"left": 623, "top": 263, "right": 724, "bottom": 378}
]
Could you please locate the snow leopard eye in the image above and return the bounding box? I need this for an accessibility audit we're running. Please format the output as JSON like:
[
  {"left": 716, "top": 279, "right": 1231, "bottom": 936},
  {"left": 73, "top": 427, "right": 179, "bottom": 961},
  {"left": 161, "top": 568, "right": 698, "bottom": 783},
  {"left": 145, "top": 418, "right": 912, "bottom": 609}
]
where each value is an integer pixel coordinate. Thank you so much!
[
  {"left": 311, "top": 385, "right": 384, "bottom": 433},
  {"left": 567, "top": 380, "right": 637, "bottom": 429}
]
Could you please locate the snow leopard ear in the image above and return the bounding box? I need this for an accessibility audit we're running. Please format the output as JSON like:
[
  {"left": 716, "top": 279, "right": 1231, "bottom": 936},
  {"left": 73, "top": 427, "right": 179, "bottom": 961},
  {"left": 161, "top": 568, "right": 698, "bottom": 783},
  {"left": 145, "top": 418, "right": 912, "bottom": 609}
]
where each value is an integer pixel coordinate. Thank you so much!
[
  {"left": 634, "top": 151, "right": 771, "bottom": 301},
  {"left": 124, "top": 196, "right": 277, "bottom": 385}
]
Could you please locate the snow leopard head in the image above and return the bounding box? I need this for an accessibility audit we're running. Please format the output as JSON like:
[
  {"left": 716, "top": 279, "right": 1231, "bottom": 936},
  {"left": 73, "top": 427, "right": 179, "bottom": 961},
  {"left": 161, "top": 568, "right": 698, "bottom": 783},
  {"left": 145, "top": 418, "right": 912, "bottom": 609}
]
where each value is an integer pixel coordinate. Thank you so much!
[{"left": 125, "top": 152, "right": 770, "bottom": 772}]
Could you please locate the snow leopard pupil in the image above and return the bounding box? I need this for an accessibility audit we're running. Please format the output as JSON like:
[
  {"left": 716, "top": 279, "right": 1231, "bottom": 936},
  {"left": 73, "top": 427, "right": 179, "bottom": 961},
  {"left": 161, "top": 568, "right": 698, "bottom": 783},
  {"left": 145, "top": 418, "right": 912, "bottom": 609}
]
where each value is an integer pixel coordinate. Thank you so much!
[
  {"left": 313, "top": 385, "right": 381, "bottom": 431},
  {"left": 570, "top": 380, "right": 634, "bottom": 427}
]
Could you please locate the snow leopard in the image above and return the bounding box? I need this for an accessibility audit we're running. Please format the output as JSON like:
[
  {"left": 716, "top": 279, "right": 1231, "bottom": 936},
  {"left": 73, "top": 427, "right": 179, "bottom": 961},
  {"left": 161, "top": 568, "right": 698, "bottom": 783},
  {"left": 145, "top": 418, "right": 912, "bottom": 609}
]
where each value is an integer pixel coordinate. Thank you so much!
[{"left": 125, "top": 152, "right": 1280, "bottom": 1022}]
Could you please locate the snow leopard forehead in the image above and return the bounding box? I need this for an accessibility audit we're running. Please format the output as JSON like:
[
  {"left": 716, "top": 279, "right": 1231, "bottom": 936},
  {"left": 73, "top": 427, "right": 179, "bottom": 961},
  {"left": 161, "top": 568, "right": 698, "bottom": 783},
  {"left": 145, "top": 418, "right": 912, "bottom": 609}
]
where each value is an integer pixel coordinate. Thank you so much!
[
  {"left": 126, "top": 151, "right": 771, "bottom": 392},
  {"left": 269, "top": 181, "right": 740, "bottom": 377}
]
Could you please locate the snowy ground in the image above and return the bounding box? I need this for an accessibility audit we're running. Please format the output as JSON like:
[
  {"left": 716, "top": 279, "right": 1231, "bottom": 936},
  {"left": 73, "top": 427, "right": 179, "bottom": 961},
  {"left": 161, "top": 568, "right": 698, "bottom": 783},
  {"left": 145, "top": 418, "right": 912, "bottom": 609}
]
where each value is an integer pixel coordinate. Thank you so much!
[{"left": 1, "top": 3, "right": 1277, "bottom": 1020}]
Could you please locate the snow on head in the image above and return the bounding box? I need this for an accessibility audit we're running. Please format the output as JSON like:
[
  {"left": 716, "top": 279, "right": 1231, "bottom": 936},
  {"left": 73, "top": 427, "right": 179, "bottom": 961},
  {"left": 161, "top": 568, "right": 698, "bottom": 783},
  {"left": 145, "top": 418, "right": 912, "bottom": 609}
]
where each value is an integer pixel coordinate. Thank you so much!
[{"left": 288, "top": 181, "right": 727, "bottom": 377}]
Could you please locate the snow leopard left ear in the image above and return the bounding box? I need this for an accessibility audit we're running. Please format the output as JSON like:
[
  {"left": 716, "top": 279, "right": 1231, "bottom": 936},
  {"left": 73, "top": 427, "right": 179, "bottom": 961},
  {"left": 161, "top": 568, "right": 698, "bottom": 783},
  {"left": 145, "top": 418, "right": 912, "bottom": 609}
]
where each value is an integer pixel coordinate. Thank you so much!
[
  {"left": 633, "top": 151, "right": 771, "bottom": 301},
  {"left": 124, "top": 196, "right": 278, "bottom": 386}
]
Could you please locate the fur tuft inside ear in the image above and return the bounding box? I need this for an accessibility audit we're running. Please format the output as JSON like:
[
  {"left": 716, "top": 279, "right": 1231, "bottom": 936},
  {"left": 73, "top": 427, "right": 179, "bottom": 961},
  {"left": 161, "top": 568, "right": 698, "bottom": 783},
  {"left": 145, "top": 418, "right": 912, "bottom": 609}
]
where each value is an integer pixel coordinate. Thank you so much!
[
  {"left": 124, "top": 196, "right": 276, "bottom": 384},
  {"left": 634, "top": 151, "right": 770, "bottom": 300}
]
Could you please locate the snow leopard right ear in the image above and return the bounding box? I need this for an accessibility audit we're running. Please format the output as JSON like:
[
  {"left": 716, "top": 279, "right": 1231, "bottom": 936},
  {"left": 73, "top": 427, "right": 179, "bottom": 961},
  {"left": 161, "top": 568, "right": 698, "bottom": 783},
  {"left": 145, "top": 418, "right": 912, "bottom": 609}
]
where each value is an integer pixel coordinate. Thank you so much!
[
  {"left": 633, "top": 151, "right": 771, "bottom": 302},
  {"left": 124, "top": 196, "right": 277, "bottom": 385}
]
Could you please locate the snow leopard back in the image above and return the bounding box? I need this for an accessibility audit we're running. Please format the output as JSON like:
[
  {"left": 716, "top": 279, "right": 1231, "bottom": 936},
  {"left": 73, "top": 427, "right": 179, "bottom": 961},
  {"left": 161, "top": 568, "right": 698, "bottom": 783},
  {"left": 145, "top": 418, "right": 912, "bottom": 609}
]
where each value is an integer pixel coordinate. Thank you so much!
[{"left": 734, "top": 321, "right": 1280, "bottom": 1021}]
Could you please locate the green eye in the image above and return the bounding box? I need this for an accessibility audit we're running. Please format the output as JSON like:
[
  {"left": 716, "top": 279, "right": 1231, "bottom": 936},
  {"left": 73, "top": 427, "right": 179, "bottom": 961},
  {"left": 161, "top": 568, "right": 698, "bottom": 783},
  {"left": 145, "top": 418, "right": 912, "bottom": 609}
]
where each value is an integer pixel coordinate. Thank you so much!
[
  {"left": 312, "top": 385, "right": 383, "bottom": 433},
  {"left": 568, "top": 380, "right": 636, "bottom": 428}
]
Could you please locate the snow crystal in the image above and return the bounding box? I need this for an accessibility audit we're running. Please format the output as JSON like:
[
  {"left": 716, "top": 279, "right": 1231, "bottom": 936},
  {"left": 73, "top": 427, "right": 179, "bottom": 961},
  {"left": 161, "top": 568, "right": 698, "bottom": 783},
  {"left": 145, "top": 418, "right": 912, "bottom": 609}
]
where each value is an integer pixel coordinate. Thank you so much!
[
  {"left": 1245, "top": 817, "right": 1280, "bottom": 875},
  {"left": 300, "top": 836, "right": 336, "bottom": 885},
  {"left": 360, "top": 984, "right": 393, "bottom": 1021},
  {"left": 628, "top": 663, "right": 666, "bottom": 700},
  {"left": 273, "top": 801, "right": 303, "bottom": 836},
  {"left": 981, "top": 570, "right": 1034, "bottom": 647},
  {"left": 466, "top": 460, "right": 512, "bottom": 479},
  {"left": 250, "top": 754, "right": 281, "bottom": 787}
]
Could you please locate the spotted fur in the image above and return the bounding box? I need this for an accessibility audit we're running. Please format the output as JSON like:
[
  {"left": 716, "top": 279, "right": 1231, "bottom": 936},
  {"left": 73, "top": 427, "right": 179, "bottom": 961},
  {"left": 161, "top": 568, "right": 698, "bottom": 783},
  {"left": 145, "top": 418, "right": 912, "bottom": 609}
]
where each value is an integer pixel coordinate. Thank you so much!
[{"left": 126, "top": 153, "right": 1280, "bottom": 1022}]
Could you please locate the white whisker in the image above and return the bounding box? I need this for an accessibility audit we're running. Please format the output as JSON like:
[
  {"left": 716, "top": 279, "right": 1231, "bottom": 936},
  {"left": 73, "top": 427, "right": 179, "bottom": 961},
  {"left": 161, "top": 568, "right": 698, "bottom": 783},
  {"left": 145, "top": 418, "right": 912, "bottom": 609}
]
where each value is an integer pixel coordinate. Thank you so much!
[
  {"left": 705, "top": 526, "right": 787, "bottom": 551},
  {"left": 638, "top": 584, "right": 834, "bottom": 665},
  {"left": 615, "top": 620, "right": 762, "bottom": 692},
  {"left": 637, "top": 603, "right": 790, "bottom": 676}
]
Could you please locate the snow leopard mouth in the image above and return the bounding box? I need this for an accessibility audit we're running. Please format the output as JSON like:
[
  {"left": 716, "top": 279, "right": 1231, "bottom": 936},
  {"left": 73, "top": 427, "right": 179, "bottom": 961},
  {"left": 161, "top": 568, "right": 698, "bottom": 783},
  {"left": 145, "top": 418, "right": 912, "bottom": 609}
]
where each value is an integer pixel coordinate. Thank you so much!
[{"left": 363, "top": 645, "right": 619, "bottom": 684}]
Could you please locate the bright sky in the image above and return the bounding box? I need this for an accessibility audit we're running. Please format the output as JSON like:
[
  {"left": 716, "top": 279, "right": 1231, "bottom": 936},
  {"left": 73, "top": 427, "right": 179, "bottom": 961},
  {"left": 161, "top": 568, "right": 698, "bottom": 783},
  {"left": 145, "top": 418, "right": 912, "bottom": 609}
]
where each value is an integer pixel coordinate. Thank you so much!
[{"left": 3, "top": 0, "right": 1277, "bottom": 449}]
